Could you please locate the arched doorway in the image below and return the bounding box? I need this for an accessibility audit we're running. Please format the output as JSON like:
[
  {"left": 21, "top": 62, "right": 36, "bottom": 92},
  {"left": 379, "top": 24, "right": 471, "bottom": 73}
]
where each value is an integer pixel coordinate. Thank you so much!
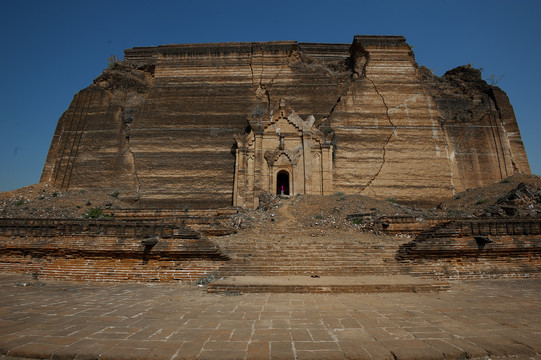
[{"left": 276, "top": 170, "right": 290, "bottom": 195}]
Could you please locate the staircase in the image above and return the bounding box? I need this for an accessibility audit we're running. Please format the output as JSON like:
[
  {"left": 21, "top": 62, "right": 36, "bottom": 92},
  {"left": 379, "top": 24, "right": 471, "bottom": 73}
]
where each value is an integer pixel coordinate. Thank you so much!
[
  {"left": 207, "top": 200, "right": 449, "bottom": 294},
  {"left": 214, "top": 233, "right": 405, "bottom": 277}
]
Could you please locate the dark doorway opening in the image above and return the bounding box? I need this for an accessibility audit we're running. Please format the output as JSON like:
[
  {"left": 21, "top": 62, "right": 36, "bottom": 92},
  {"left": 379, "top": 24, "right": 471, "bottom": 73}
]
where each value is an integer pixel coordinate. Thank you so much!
[{"left": 276, "top": 171, "right": 290, "bottom": 195}]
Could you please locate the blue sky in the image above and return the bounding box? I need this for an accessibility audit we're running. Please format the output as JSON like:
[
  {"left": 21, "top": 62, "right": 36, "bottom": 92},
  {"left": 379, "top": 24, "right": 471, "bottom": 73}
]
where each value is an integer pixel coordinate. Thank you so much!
[{"left": 0, "top": 0, "right": 539, "bottom": 191}]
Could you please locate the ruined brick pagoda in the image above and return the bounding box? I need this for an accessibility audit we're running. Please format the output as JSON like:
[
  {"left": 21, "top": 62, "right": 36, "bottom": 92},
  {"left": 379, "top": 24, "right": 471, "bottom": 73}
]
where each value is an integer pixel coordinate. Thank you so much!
[
  {"left": 3, "top": 35, "right": 536, "bottom": 287},
  {"left": 40, "top": 35, "right": 530, "bottom": 209}
]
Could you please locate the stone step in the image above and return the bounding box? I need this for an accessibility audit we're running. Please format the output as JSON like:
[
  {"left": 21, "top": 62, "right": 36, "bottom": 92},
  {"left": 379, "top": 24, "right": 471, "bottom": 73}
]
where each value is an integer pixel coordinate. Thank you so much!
[
  {"left": 207, "top": 275, "right": 450, "bottom": 294},
  {"left": 225, "top": 255, "right": 397, "bottom": 261},
  {"left": 224, "top": 264, "right": 401, "bottom": 270},
  {"left": 220, "top": 249, "right": 399, "bottom": 254}
]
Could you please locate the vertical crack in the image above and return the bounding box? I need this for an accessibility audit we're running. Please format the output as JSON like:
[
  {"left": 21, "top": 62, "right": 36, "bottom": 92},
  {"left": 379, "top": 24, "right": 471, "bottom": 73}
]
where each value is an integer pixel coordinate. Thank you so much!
[
  {"left": 250, "top": 43, "right": 272, "bottom": 113},
  {"left": 249, "top": 44, "right": 255, "bottom": 88},
  {"left": 267, "top": 45, "right": 296, "bottom": 88},
  {"left": 265, "top": 89, "right": 271, "bottom": 114},
  {"left": 323, "top": 54, "right": 362, "bottom": 126},
  {"left": 488, "top": 89, "right": 519, "bottom": 173},
  {"left": 121, "top": 98, "right": 143, "bottom": 202},
  {"left": 259, "top": 48, "right": 264, "bottom": 87},
  {"left": 124, "top": 124, "right": 141, "bottom": 201},
  {"left": 326, "top": 80, "right": 351, "bottom": 124},
  {"left": 361, "top": 75, "right": 397, "bottom": 193},
  {"left": 262, "top": 45, "right": 298, "bottom": 113}
]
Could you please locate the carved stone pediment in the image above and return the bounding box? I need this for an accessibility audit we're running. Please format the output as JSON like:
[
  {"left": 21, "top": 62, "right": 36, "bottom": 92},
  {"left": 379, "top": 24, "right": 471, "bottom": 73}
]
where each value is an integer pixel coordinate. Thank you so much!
[{"left": 264, "top": 145, "right": 302, "bottom": 166}]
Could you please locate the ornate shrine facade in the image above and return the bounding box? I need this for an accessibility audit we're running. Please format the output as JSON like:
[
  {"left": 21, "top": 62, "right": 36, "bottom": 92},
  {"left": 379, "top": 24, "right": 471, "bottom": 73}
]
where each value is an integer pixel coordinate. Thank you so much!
[{"left": 233, "top": 99, "right": 334, "bottom": 208}]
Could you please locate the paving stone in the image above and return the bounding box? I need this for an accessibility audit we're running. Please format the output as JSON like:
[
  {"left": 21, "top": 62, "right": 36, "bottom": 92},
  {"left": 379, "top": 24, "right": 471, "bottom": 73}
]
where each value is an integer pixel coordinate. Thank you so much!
[
  {"left": 357, "top": 341, "right": 395, "bottom": 360},
  {"left": 272, "top": 319, "right": 291, "bottom": 329},
  {"left": 291, "top": 329, "right": 312, "bottom": 342},
  {"left": 465, "top": 336, "right": 537, "bottom": 356},
  {"left": 167, "top": 329, "right": 212, "bottom": 342},
  {"left": 198, "top": 350, "right": 247, "bottom": 360},
  {"left": 0, "top": 335, "right": 39, "bottom": 355},
  {"left": 332, "top": 328, "right": 373, "bottom": 342},
  {"left": 246, "top": 341, "right": 270, "bottom": 360},
  {"left": 172, "top": 341, "right": 206, "bottom": 360},
  {"left": 337, "top": 341, "right": 373, "bottom": 360},
  {"left": 252, "top": 329, "right": 291, "bottom": 342},
  {"left": 203, "top": 341, "right": 248, "bottom": 351},
  {"left": 142, "top": 341, "right": 184, "bottom": 360},
  {"left": 50, "top": 338, "right": 121, "bottom": 360},
  {"left": 294, "top": 341, "right": 341, "bottom": 351},
  {"left": 230, "top": 328, "right": 252, "bottom": 341},
  {"left": 340, "top": 317, "right": 361, "bottom": 328},
  {"left": 207, "top": 329, "right": 233, "bottom": 341},
  {"left": 379, "top": 339, "right": 444, "bottom": 360},
  {"left": 296, "top": 350, "right": 346, "bottom": 359},
  {"left": 365, "top": 326, "right": 415, "bottom": 340},
  {"left": 439, "top": 338, "right": 489, "bottom": 358},
  {"left": 504, "top": 333, "right": 541, "bottom": 352},
  {"left": 100, "top": 346, "right": 154, "bottom": 360},
  {"left": 9, "top": 342, "right": 66, "bottom": 359},
  {"left": 270, "top": 341, "right": 295, "bottom": 359},
  {"left": 309, "top": 328, "right": 334, "bottom": 341},
  {"left": 421, "top": 339, "right": 468, "bottom": 359}
]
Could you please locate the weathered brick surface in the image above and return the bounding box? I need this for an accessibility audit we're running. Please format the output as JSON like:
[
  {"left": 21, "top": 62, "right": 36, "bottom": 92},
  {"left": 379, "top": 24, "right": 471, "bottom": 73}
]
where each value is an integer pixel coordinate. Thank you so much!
[
  {"left": 0, "top": 218, "right": 228, "bottom": 283},
  {"left": 395, "top": 218, "right": 541, "bottom": 279},
  {"left": 41, "top": 35, "right": 530, "bottom": 209}
]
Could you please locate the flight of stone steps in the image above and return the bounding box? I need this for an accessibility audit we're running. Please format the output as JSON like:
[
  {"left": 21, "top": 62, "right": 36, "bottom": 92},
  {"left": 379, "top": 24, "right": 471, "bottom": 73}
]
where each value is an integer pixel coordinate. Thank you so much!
[
  {"left": 207, "top": 215, "right": 451, "bottom": 294},
  {"left": 214, "top": 234, "right": 406, "bottom": 277}
]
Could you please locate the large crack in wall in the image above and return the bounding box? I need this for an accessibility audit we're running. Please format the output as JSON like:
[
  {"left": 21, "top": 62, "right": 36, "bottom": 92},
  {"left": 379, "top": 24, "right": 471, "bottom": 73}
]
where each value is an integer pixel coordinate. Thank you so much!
[
  {"left": 248, "top": 43, "right": 358, "bottom": 124},
  {"left": 123, "top": 125, "right": 141, "bottom": 201},
  {"left": 120, "top": 93, "right": 146, "bottom": 202},
  {"left": 358, "top": 50, "right": 397, "bottom": 195},
  {"left": 249, "top": 44, "right": 256, "bottom": 88},
  {"left": 249, "top": 44, "right": 272, "bottom": 113},
  {"left": 249, "top": 44, "right": 298, "bottom": 114},
  {"left": 488, "top": 89, "right": 519, "bottom": 173}
]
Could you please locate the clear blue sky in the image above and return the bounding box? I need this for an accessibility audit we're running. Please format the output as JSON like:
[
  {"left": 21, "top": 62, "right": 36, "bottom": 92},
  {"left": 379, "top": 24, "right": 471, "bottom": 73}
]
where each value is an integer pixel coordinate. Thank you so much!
[{"left": 1, "top": 0, "right": 539, "bottom": 191}]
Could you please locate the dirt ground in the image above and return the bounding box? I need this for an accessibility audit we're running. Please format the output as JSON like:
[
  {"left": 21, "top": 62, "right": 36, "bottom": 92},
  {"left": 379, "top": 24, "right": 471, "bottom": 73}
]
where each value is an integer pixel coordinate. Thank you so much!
[
  {"left": 1, "top": 173, "right": 540, "bottom": 226},
  {"left": 0, "top": 183, "right": 135, "bottom": 219},
  {"left": 228, "top": 173, "right": 541, "bottom": 234}
]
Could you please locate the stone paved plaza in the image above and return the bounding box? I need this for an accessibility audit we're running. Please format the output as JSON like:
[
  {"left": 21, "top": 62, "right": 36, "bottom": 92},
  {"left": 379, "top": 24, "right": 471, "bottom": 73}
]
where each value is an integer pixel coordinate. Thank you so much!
[{"left": 0, "top": 274, "right": 540, "bottom": 360}]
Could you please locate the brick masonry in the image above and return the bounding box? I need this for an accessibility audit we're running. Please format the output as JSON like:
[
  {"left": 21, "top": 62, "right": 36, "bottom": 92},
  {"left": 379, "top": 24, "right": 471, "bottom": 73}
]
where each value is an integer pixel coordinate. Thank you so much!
[
  {"left": 0, "top": 218, "right": 228, "bottom": 283},
  {"left": 0, "top": 213, "right": 539, "bottom": 284}
]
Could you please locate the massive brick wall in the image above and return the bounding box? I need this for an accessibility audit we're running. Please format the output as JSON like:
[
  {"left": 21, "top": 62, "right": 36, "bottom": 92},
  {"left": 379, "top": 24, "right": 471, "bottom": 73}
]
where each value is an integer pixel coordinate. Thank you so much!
[
  {"left": 41, "top": 35, "right": 530, "bottom": 208},
  {"left": 0, "top": 218, "right": 228, "bottom": 282},
  {"left": 394, "top": 218, "right": 541, "bottom": 279}
]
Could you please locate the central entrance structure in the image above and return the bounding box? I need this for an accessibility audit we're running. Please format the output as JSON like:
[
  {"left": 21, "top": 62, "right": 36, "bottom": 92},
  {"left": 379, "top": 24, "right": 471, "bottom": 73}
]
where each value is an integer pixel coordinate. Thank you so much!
[{"left": 233, "top": 99, "right": 334, "bottom": 208}]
